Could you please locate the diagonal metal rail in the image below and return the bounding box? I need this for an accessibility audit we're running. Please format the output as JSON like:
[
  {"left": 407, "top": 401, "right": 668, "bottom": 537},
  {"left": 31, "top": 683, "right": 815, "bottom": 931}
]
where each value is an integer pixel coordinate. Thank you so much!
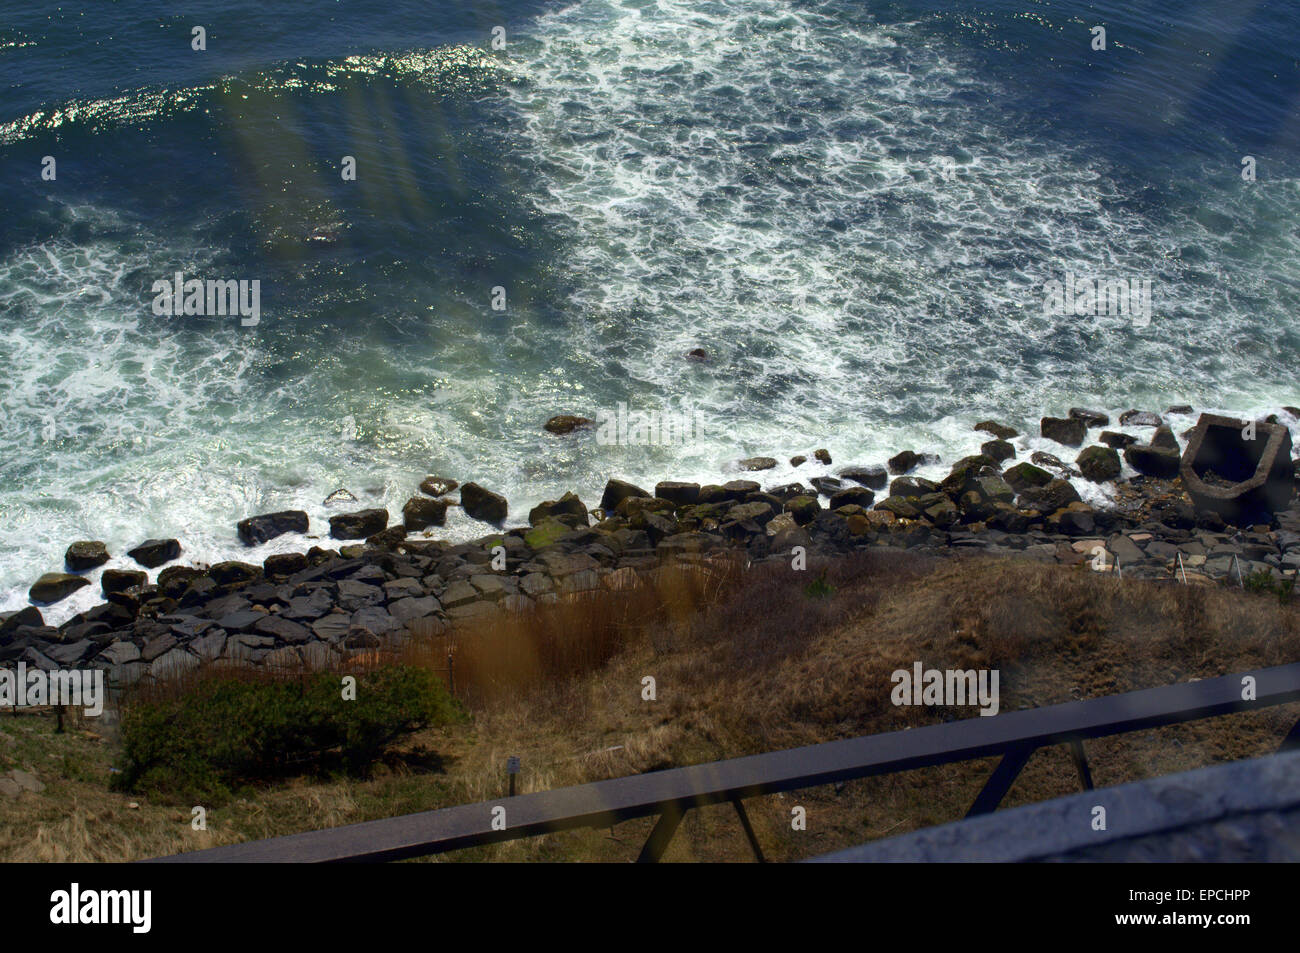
[{"left": 147, "top": 661, "right": 1300, "bottom": 863}]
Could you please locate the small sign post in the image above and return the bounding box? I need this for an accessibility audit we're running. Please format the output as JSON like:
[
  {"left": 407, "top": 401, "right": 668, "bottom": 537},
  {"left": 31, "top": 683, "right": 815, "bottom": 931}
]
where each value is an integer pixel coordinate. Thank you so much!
[{"left": 507, "top": 756, "right": 520, "bottom": 797}]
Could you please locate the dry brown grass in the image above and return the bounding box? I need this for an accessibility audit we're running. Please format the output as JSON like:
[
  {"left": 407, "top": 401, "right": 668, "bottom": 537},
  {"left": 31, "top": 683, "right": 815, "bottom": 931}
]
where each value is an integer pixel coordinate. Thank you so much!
[{"left": 3, "top": 549, "right": 1299, "bottom": 862}]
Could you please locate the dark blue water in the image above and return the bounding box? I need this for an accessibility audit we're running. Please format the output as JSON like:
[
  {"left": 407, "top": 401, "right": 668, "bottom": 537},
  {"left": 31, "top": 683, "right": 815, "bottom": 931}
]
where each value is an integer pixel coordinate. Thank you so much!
[{"left": 1, "top": 0, "right": 1297, "bottom": 618}]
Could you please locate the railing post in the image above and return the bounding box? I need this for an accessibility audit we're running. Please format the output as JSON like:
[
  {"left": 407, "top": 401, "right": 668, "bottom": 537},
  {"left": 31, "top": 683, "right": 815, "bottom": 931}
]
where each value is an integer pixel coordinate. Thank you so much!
[
  {"left": 637, "top": 804, "right": 686, "bottom": 863},
  {"left": 966, "top": 744, "right": 1035, "bottom": 817},
  {"left": 730, "top": 797, "right": 766, "bottom": 862},
  {"left": 1068, "top": 739, "right": 1094, "bottom": 790}
]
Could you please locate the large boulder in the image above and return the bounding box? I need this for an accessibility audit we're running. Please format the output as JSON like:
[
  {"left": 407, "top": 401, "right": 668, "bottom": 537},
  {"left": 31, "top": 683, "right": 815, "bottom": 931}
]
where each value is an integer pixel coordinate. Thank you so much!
[
  {"left": 1124, "top": 444, "right": 1180, "bottom": 478},
  {"left": 127, "top": 538, "right": 181, "bottom": 568},
  {"left": 1076, "top": 446, "right": 1121, "bottom": 483},
  {"left": 600, "top": 478, "right": 649, "bottom": 512},
  {"left": 980, "top": 440, "right": 1016, "bottom": 464},
  {"left": 875, "top": 496, "right": 921, "bottom": 519},
  {"left": 1100, "top": 431, "right": 1138, "bottom": 450},
  {"left": 724, "top": 501, "right": 776, "bottom": 529},
  {"left": 655, "top": 481, "right": 701, "bottom": 507},
  {"left": 29, "top": 573, "right": 90, "bottom": 604},
  {"left": 65, "top": 541, "right": 109, "bottom": 572},
  {"left": 419, "top": 476, "right": 459, "bottom": 497},
  {"left": 784, "top": 495, "right": 822, "bottom": 526},
  {"left": 921, "top": 496, "right": 959, "bottom": 528},
  {"left": 974, "top": 421, "right": 1018, "bottom": 440},
  {"left": 809, "top": 476, "right": 843, "bottom": 497},
  {"left": 460, "top": 483, "right": 508, "bottom": 524},
  {"left": 887, "top": 450, "right": 922, "bottom": 474},
  {"left": 528, "top": 492, "right": 588, "bottom": 527},
  {"left": 0, "top": 606, "right": 43, "bottom": 638},
  {"left": 1046, "top": 501, "right": 1096, "bottom": 536},
  {"left": 737, "top": 456, "right": 778, "bottom": 471},
  {"left": 1030, "top": 451, "right": 1078, "bottom": 478},
  {"left": 102, "top": 569, "right": 146, "bottom": 595},
  {"left": 939, "top": 455, "right": 998, "bottom": 495},
  {"left": 1119, "top": 410, "right": 1163, "bottom": 427},
  {"left": 402, "top": 497, "right": 448, "bottom": 530},
  {"left": 1180, "top": 413, "right": 1295, "bottom": 524},
  {"left": 890, "top": 476, "right": 939, "bottom": 498},
  {"left": 830, "top": 487, "right": 875, "bottom": 509},
  {"left": 208, "top": 561, "right": 260, "bottom": 587},
  {"left": 1002, "top": 462, "right": 1053, "bottom": 492},
  {"left": 1018, "top": 478, "right": 1080, "bottom": 514},
  {"left": 1040, "top": 416, "right": 1086, "bottom": 447},
  {"left": 1068, "top": 408, "right": 1110, "bottom": 428},
  {"left": 1151, "top": 426, "right": 1180, "bottom": 452},
  {"left": 971, "top": 474, "right": 1015, "bottom": 503},
  {"left": 329, "top": 508, "right": 389, "bottom": 539},
  {"left": 838, "top": 465, "right": 889, "bottom": 490},
  {"left": 237, "top": 510, "right": 309, "bottom": 546}
]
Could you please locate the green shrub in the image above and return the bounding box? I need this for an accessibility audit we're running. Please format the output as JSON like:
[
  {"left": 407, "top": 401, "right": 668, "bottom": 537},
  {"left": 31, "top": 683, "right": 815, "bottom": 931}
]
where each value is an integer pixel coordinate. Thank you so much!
[
  {"left": 113, "top": 665, "right": 463, "bottom": 802},
  {"left": 804, "top": 570, "right": 836, "bottom": 599},
  {"left": 1242, "top": 567, "right": 1294, "bottom": 604}
]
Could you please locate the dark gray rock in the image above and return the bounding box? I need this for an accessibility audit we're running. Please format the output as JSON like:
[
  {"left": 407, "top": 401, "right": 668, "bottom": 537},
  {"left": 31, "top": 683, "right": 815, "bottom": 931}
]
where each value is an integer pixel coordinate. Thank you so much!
[
  {"left": 101, "top": 569, "right": 147, "bottom": 596},
  {"left": 654, "top": 482, "right": 701, "bottom": 507},
  {"left": 329, "top": 508, "right": 388, "bottom": 539},
  {"left": 1151, "top": 426, "right": 1180, "bottom": 451},
  {"left": 264, "top": 552, "right": 308, "bottom": 577},
  {"left": 419, "top": 476, "right": 459, "bottom": 497},
  {"left": 1076, "top": 445, "right": 1121, "bottom": 483},
  {"left": 311, "top": 613, "right": 351, "bottom": 642},
  {"left": 0, "top": 606, "right": 43, "bottom": 638},
  {"left": 1002, "top": 462, "right": 1053, "bottom": 492},
  {"left": 460, "top": 483, "right": 508, "bottom": 524},
  {"left": 141, "top": 633, "right": 178, "bottom": 662},
  {"left": 1119, "top": 409, "right": 1164, "bottom": 427},
  {"left": 337, "top": 579, "right": 383, "bottom": 611},
  {"left": 29, "top": 573, "right": 90, "bottom": 604},
  {"left": 350, "top": 606, "right": 398, "bottom": 637},
  {"left": 837, "top": 465, "right": 888, "bottom": 489},
  {"left": 1041, "top": 416, "right": 1086, "bottom": 447},
  {"left": 253, "top": 615, "right": 313, "bottom": 644},
  {"left": 1100, "top": 431, "right": 1138, "bottom": 449},
  {"left": 284, "top": 589, "right": 334, "bottom": 621},
  {"left": 887, "top": 450, "right": 921, "bottom": 474},
  {"left": 237, "top": 510, "right": 308, "bottom": 546},
  {"left": 809, "top": 476, "right": 842, "bottom": 497},
  {"left": 402, "top": 496, "right": 448, "bottom": 530},
  {"left": 1068, "top": 408, "right": 1110, "bottom": 428},
  {"left": 216, "top": 609, "right": 265, "bottom": 633},
  {"left": 388, "top": 596, "right": 442, "bottom": 625},
  {"left": 65, "top": 541, "right": 109, "bottom": 572},
  {"left": 1124, "top": 443, "right": 1180, "bottom": 478},
  {"left": 1019, "top": 478, "right": 1081, "bottom": 514},
  {"left": 600, "top": 478, "right": 650, "bottom": 512},
  {"left": 980, "top": 440, "right": 1016, "bottom": 464},
  {"left": 889, "top": 476, "right": 940, "bottom": 498},
  {"left": 209, "top": 561, "right": 261, "bottom": 587},
  {"left": 127, "top": 538, "right": 181, "bottom": 568},
  {"left": 830, "top": 487, "right": 875, "bottom": 509},
  {"left": 528, "top": 492, "right": 588, "bottom": 526}
]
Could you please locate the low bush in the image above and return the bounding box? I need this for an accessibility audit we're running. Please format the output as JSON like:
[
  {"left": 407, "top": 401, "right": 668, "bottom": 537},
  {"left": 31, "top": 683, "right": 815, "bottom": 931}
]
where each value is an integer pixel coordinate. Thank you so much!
[{"left": 113, "top": 664, "right": 462, "bottom": 802}]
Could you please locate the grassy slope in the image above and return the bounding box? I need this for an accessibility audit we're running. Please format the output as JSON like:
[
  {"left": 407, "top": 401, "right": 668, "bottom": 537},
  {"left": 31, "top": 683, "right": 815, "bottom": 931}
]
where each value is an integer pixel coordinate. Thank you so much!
[{"left": 3, "top": 550, "right": 1298, "bottom": 862}]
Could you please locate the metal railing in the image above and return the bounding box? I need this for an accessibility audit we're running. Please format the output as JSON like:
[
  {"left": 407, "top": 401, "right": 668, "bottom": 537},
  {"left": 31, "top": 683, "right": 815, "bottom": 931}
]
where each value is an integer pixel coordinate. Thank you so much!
[{"left": 148, "top": 661, "right": 1300, "bottom": 863}]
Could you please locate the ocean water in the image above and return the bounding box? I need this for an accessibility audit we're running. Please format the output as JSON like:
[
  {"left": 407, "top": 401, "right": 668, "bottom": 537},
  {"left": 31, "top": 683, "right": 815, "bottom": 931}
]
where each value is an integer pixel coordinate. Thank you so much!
[{"left": 1, "top": 0, "right": 1298, "bottom": 622}]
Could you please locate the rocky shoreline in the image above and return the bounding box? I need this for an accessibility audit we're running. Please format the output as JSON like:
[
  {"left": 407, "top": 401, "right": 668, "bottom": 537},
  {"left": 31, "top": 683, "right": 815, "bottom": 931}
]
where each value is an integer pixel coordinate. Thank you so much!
[{"left": 3, "top": 406, "right": 1299, "bottom": 688}]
